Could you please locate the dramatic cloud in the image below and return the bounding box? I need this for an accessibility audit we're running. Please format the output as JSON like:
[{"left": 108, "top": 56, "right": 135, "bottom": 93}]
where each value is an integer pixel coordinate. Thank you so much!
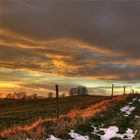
[{"left": 0, "top": 0, "right": 140, "bottom": 96}]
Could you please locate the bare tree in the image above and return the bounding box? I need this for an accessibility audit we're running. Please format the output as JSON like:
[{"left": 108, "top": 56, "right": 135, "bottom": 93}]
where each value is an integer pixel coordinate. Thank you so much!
[
  {"left": 6, "top": 93, "right": 13, "bottom": 99},
  {"left": 31, "top": 94, "right": 37, "bottom": 99},
  {"left": 14, "top": 92, "right": 27, "bottom": 99}
]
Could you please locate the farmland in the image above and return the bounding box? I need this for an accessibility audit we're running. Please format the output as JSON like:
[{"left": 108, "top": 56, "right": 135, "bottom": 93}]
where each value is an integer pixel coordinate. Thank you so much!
[
  {"left": 0, "top": 94, "right": 140, "bottom": 140},
  {"left": 0, "top": 95, "right": 109, "bottom": 131}
]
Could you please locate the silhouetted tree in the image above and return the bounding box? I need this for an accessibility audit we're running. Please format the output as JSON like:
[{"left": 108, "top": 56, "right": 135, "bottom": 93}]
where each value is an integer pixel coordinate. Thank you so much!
[
  {"left": 14, "top": 92, "right": 27, "bottom": 99},
  {"left": 31, "top": 94, "right": 37, "bottom": 99},
  {"left": 6, "top": 93, "right": 13, "bottom": 99},
  {"left": 69, "top": 86, "right": 88, "bottom": 96}
]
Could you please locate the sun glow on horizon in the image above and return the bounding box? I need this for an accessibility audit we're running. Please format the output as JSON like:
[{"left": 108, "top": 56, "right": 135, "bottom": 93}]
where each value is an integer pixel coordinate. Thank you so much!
[{"left": 0, "top": 82, "right": 20, "bottom": 89}]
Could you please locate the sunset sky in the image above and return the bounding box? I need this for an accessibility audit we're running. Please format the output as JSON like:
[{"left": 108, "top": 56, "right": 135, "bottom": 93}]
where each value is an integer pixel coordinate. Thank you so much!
[{"left": 0, "top": 1, "right": 140, "bottom": 97}]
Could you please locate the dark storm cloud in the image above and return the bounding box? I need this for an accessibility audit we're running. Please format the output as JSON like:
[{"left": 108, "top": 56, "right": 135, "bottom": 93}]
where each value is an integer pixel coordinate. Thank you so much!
[
  {"left": 1, "top": 1, "right": 140, "bottom": 57},
  {"left": 0, "top": 44, "right": 52, "bottom": 72},
  {"left": 1, "top": 0, "right": 140, "bottom": 85},
  {"left": 68, "top": 63, "right": 140, "bottom": 81}
]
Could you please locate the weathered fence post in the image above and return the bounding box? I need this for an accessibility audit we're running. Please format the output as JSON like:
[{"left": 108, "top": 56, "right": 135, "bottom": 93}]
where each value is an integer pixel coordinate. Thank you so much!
[
  {"left": 124, "top": 86, "right": 126, "bottom": 95},
  {"left": 111, "top": 84, "right": 114, "bottom": 98},
  {"left": 132, "top": 89, "right": 135, "bottom": 94},
  {"left": 55, "top": 84, "right": 59, "bottom": 119},
  {"left": 130, "top": 86, "right": 132, "bottom": 93}
]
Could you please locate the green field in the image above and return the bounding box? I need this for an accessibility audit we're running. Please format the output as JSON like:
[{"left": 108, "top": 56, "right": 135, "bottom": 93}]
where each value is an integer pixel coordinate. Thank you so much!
[{"left": 0, "top": 95, "right": 109, "bottom": 131}]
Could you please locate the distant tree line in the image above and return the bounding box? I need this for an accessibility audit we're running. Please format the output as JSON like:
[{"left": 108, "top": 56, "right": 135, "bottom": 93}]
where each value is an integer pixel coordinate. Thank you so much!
[
  {"left": 6, "top": 92, "right": 43, "bottom": 100},
  {"left": 5, "top": 86, "right": 88, "bottom": 100}
]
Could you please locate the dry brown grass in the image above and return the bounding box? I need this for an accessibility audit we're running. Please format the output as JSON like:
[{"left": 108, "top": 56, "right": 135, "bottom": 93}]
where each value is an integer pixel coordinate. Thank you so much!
[
  {"left": 0, "top": 95, "right": 108, "bottom": 131},
  {"left": 0, "top": 94, "right": 133, "bottom": 140}
]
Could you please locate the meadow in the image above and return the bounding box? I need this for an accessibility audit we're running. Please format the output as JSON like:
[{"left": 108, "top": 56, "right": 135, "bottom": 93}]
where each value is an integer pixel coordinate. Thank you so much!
[
  {"left": 0, "top": 94, "right": 139, "bottom": 140},
  {"left": 0, "top": 95, "right": 109, "bottom": 131}
]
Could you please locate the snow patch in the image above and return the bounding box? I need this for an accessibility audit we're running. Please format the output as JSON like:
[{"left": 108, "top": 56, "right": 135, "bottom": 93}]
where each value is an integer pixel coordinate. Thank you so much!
[
  {"left": 120, "top": 105, "right": 135, "bottom": 117},
  {"left": 128, "top": 102, "right": 133, "bottom": 105},
  {"left": 135, "top": 115, "right": 140, "bottom": 119},
  {"left": 100, "top": 126, "right": 123, "bottom": 140},
  {"left": 132, "top": 98, "right": 137, "bottom": 102},
  {"left": 69, "top": 130, "right": 89, "bottom": 140},
  {"left": 92, "top": 125, "right": 137, "bottom": 140},
  {"left": 125, "top": 128, "right": 137, "bottom": 140},
  {"left": 46, "top": 135, "right": 61, "bottom": 140},
  {"left": 47, "top": 130, "right": 90, "bottom": 140}
]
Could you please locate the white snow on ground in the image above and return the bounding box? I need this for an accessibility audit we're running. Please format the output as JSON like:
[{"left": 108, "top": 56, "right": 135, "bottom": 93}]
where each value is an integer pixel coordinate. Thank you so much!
[
  {"left": 125, "top": 129, "right": 137, "bottom": 140},
  {"left": 91, "top": 97, "right": 138, "bottom": 139},
  {"left": 135, "top": 115, "right": 140, "bottom": 119},
  {"left": 47, "top": 131, "right": 90, "bottom": 140},
  {"left": 120, "top": 105, "right": 135, "bottom": 117},
  {"left": 132, "top": 98, "right": 137, "bottom": 102},
  {"left": 46, "top": 135, "right": 61, "bottom": 140},
  {"left": 120, "top": 97, "right": 138, "bottom": 117},
  {"left": 92, "top": 125, "right": 137, "bottom": 140},
  {"left": 47, "top": 97, "right": 139, "bottom": 140},
  {"left": 128, "top": 102, "right": 133, "bottom": 105},
  {"left": 69, "top": 130, "right": 89, "bottom": 140}
]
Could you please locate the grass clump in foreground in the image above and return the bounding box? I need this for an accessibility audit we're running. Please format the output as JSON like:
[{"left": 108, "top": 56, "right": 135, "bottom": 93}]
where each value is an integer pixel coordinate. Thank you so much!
[{"left": 0, "top": 94, "right": 137, "bottom": 140}]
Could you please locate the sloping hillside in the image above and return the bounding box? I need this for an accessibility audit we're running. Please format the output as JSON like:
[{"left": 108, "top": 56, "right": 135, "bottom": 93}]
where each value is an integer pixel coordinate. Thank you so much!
[{"left": 0, "top": 94, "right": 137, "bottom": 140}]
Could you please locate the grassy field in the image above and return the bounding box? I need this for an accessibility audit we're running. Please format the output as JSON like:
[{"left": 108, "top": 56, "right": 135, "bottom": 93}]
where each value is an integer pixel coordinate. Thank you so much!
[
  {"left": 1, "top": 94, "right": 139, "bottom": 140},
  {"left": 0, "top": 94, "right": 131, "bottom": 140},
  {"left": 70, "top": 94, "right": 140, "bottom": 140},
  {"left": 0, "top": 95, "right": 109, "bottom": 131}
]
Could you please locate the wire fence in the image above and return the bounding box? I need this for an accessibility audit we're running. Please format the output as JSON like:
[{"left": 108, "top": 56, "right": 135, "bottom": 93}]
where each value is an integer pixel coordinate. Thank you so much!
[{"left": 54, "top": 84, "right": 139, "bottom": 119}]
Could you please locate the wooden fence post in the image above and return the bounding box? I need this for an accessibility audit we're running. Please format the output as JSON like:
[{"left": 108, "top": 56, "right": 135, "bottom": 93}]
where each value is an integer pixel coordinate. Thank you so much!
[
  {"left": 111, "top": 84, "right": 114, "bottom": 98},
  {"left": 124, "top": 86, "right": 126, "bottom": 95},
  {"left": 130, "top": 86, "right": 132, "bottom": 93},
  {"left": 55, "top": 85, "right": 59, "bottom": 119},
  {"left": 132, "top": 89, "right": 135, "bottom": 94}
]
